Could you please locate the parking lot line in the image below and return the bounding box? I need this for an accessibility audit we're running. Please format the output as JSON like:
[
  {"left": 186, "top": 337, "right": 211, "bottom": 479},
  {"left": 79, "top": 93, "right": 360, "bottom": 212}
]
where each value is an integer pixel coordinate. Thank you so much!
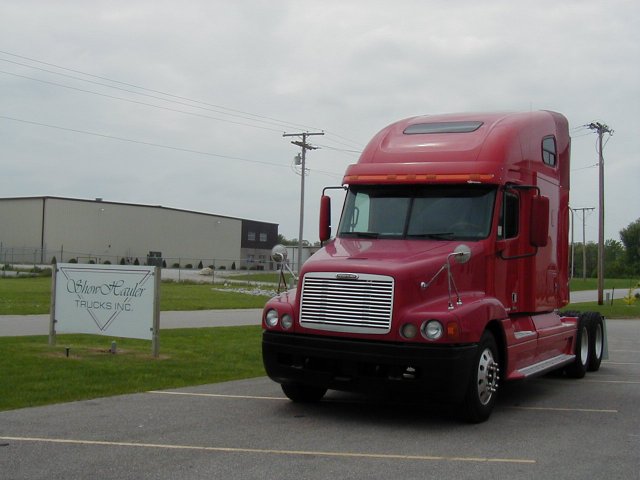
[
  {"left": 148, "top": 390, "right": 620, "bottom": 415},
  {"left": 507, "top": 406, "right": 617, "bottom": 413},
  {"left": 147, "top": 391, "right": 287, "bottom": 401},
  {"left": 583, "top": 380, "right": 640, "bottom": 384},
  {"left": 0, "top": 436, "right": 536, "bottom": 465}
]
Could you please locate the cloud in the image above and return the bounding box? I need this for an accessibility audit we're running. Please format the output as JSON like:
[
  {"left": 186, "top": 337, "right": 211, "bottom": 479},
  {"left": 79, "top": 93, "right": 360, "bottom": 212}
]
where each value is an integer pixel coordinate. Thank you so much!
[{"left": 0, "top": 0, "right": 638, "bottom": 241}]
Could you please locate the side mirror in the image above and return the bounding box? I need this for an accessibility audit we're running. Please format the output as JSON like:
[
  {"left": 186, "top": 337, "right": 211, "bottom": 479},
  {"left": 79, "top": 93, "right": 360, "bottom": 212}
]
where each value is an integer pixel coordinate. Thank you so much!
[
  {"left": 530, "top": 195, "right": 549, "bottom": 247},
  {"left": 319, "top": 195, "right": 331, "bottom": 242}
]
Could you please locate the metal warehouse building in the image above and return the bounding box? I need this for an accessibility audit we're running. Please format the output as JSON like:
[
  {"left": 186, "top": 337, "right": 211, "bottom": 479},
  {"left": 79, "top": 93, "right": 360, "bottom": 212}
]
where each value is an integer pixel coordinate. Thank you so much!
[{"left": 0, "top": 196, "right": 278, "bottom": 270}]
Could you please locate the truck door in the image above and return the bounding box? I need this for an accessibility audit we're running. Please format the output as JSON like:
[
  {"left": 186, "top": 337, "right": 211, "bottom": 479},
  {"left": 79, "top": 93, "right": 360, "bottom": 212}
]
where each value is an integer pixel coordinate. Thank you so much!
[{"left": 494, "top": 189, "right": 526, "bottom": 313}]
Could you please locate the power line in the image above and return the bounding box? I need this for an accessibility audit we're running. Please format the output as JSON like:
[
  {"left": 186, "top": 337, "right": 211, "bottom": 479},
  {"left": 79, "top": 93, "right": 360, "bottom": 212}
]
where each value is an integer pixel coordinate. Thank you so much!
[
  {"left": 0, "top": 49, "right": 318, "bottom": 132},
  {"left": 0, "top": 50, "right": 361, "bottom": 148},
  {"left": 0, "top": 114, "right": 342, "bottom": 178},
  {"left": 0, "top": 70, "right": 286, "bottom": 133},
  {"left": 0, "top": 115, "right": 273, "bottom": 168},
  {"left": 0, "top": 58, "right": 305, "bottom": 132}
]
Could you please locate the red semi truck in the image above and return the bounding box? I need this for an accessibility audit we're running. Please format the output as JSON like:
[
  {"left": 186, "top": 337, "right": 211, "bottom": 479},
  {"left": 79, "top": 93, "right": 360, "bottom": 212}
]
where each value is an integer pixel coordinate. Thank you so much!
[{"left": 262, "top": 111, "right": 605, "bottom": 422}]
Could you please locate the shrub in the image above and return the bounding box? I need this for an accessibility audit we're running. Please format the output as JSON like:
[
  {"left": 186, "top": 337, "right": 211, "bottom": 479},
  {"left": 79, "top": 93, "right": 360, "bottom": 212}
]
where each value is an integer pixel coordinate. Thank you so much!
[
  {"left": 69, "top": 258, "right": 78, "bottom": 264},
  {"left": 50, "top": 256, "right": 57, "bottom": 265},
  {"left": 198, "top": 260, "right": 203, "bottom": 269},
  {"left": 134, "top": 258, "right": 140, "bottom": 266},
  {"left": 172, "top": 263, "right": 180, "bottom": 269},
  {"left": 103, "top": 260, "right": 111, "bottom": 265},
  {"left": 120, "top": 258, "right": 126, "bottom": 265}
]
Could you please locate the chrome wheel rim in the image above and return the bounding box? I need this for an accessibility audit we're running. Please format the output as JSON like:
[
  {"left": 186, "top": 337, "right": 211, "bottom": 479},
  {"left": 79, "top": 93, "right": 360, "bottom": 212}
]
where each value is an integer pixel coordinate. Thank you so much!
[
  {"left": 477, "top": 347, "right": 499, "bottom": 406},
  {"left": 594, "top": 323, "right": 603, "bottom": 360},
  {"left": 580, "top": 326, "right": 589, "bottom": 364}
]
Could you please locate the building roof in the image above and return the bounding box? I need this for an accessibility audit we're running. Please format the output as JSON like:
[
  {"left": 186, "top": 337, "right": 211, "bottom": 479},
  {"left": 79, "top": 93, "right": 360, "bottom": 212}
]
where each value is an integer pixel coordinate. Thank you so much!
[{"left": 0, "top": 195, "right": 278, "bottom": 227}]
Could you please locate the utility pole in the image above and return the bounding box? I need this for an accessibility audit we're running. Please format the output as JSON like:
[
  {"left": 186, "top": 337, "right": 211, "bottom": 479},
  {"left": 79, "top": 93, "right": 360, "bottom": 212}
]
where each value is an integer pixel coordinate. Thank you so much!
[
  {"left": 283, "top": 131, "right": 324, "bottom": 274},
  {"left": 587, "top": 122, "right": 613, "bottom": 304},
  {"left": 570, "top": 207, "right": 594, "bottom": 280}
]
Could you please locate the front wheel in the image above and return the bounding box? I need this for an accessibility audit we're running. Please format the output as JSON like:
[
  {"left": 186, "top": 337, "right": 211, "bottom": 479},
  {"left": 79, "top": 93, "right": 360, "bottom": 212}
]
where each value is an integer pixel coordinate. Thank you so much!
[
  {"left": 462, "top": 331, "right": 500, "bottom": 423},
  {"left": 281, "top": 383, "right": 327, "bottom": 403}
]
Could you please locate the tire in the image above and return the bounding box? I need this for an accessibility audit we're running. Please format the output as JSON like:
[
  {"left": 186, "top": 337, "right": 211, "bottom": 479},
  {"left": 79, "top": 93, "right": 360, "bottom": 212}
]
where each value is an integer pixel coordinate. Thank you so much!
[
  {"left": 565, "top": 317, "right": 589, "bottom": 378},
  {"left": 462, "top": 331, "right": 500, "bottom": 423},
  {"left": 281, "top": 383, "right": 327, "bottom": 403},
  {"left": 583, "top": 312, "right": 604, "bottom": 372}
]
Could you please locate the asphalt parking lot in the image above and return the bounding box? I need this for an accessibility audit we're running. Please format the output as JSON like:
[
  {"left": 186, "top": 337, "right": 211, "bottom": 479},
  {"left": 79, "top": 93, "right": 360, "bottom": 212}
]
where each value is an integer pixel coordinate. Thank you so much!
[{"left": 1, "top": 319, "right": 638, "bottom": 480}]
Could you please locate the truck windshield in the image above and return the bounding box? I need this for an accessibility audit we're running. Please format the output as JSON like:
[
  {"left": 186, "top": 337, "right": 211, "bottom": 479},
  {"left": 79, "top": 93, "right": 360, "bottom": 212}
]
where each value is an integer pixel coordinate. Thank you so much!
[{"left": 337, "top": 185, "right": 496, "bottom": 240}]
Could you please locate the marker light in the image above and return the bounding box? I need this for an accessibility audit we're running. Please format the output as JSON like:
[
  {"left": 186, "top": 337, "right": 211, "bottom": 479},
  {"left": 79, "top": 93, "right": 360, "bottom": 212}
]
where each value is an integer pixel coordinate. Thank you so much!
[
  {"left": 401, "top": 323, "right": 418, "bottom": 339},
  {"left": 281, "top": 314, "right": 293, "bottom": 330}
]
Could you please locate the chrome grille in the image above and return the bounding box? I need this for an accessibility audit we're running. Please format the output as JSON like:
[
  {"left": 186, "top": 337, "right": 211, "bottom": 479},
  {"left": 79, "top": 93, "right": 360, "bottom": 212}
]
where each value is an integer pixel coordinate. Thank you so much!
[{"left": 300, "top": 272, "right": 394, "bottom": 334}]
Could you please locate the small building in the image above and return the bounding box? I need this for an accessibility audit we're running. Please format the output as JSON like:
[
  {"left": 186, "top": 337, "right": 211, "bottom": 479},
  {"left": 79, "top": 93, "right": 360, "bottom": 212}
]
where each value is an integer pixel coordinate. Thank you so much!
[{"left": 0, "top": 196, "right": 278, "bottom": 270}]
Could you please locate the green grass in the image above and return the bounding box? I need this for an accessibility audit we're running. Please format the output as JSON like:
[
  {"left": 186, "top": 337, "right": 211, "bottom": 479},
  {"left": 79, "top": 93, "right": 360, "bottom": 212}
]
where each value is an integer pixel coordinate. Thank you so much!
[
  {"left": 0, "top": 326, "right": 264, "bottom": 411},
  {"left": 0, "top": 277, "right": 271, "bottom": 315},
  {"left": 570, "top": 277, "right": 638, "bottom": 291},
  {"left": 227, "top": 272, "right": 280, "bottom": 284},
  {"left": 564, "top": 298, "right": 640, "bottom": 319},
  {"left": 160, "top": 283, "right": 271, "bottom": 310},
  {"left": 0, "top": 276, "right": 51, "bottom": 314}
]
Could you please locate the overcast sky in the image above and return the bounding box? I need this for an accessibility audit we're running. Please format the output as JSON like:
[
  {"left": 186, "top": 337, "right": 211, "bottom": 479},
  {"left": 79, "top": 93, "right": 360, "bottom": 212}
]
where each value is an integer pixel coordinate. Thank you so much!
[{"left": 1, "top": 1, "right": 638, "bottom": 244}]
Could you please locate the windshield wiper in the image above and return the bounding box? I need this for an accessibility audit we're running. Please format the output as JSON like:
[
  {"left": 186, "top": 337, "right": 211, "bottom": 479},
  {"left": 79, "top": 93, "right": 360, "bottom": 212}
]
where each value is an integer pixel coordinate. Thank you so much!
[
  {"left": 340, "top": 231, "right": 380, "bottom": 239},
  {"left": 406, "top": 232, "right": 455, "bottom": 239}
]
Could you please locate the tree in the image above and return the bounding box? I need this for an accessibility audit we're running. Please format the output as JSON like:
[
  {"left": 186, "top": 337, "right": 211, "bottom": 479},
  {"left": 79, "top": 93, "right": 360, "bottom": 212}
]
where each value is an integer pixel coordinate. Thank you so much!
[
  {"left": 276, "top": 234, "right": 298, "bottom": 246},
  {"left": 604, "top": 239, "right": 628, "bottom": 278},
  {"left": 620, "top": 218, "right": 640, "bottom": 276}
]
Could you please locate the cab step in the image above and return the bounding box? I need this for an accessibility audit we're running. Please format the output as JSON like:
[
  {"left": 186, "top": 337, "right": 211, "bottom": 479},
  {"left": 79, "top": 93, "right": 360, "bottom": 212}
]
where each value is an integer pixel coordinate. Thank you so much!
[{"left": 517, "top": 354, "right": 575, "bottom": 378}]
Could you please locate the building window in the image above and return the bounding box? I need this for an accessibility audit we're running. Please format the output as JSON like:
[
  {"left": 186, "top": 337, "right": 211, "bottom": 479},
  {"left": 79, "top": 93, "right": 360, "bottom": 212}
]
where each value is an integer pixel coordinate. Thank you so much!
[
  {"left": 248, "top": 231, "right": 256, "bottom": 241},
  {"left": 259, "top": 232, "right": 267, "bottom": 242},
  {"left": 542, "top": 136, "right": 557, "bottom": 167}
]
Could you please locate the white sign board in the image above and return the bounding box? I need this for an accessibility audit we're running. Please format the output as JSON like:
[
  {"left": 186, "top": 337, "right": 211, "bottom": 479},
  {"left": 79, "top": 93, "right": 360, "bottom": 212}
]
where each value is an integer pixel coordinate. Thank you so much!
[{"left": 54, "top": 263, "right": 158, "bottom": 340}]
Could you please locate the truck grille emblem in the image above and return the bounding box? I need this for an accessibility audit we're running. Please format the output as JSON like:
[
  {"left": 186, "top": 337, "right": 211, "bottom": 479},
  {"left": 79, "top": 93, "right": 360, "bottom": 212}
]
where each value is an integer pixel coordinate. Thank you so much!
[{"left": 336, "top": 273, "right": 359, "bottom": 280}]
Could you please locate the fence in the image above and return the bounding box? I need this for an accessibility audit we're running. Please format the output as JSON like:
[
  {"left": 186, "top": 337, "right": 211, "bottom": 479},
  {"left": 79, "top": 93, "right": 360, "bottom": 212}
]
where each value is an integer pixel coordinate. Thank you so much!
[{"left": 0, "top": 245, "right": 280, "bottom": 272}]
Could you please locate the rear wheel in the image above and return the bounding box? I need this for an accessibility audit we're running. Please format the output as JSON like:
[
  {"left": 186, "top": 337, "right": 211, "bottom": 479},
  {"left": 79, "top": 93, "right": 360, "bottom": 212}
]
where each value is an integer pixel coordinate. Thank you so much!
[
  {"left": 565, "top": 317, "right": 589, "bottom": 378},
  {"left": 584, "top": 312, "right": 604, "bottom": 372},
  {"left": 462, "top": 331, "right": 500, "bottom": 423},
  {"left": 281, "top": 383, "right": 327, "bottom": 403}
]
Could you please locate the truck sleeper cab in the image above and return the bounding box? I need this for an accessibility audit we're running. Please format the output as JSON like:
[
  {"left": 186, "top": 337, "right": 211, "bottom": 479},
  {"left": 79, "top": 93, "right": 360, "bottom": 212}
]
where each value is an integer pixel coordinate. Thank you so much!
[{"left": 262, "top": 111, "right": 605, "bottom": 422}]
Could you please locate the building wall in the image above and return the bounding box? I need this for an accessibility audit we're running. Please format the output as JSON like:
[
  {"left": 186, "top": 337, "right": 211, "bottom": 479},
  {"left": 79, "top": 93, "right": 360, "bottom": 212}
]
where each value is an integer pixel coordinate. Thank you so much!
[
  {"left": 0, "top": 197, "right": 276, "bottom": 269},
  {"left": 0, "top": 198, "right": 43, "bottom": 249},
  {"left": 240, "top": 219, "right": 279, "bottom": 269}
]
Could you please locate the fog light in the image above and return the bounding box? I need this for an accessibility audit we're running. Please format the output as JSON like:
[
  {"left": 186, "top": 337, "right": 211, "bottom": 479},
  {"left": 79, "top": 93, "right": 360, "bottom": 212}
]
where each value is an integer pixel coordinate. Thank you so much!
[
  {"left": 421, "top": 320, "right": 443, "bottom": 340},
  {"left": 265, "top": 309, "right": 279, "bottom": 328},
  {"left": 401, "top": 323, "right": 418, "bottom": 339},
  {"left": 281, "top": 314, "right": 293, "bottom": 330}
]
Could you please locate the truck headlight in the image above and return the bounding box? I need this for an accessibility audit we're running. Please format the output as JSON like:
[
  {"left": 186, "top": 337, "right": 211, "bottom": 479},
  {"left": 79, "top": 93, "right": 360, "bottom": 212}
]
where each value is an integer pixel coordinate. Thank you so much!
[
  {"left": 265, "top": 309, "right": 279, "bottom": 328},
  {"left": 421, "top": 320, "right": 443, "bottom": 340}
]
